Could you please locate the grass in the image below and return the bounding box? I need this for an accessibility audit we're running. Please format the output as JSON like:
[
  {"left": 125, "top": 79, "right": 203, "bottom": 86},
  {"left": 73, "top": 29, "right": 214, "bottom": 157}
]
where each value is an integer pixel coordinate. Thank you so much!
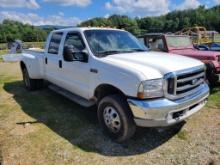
[
  {"left": 0, "top": 50, "right": 8, "bottom": 62},
  {"left": 0, "top": 62, "right": 219, "bottom": 165},
  {"left": 0, "top": 42, "right": 45, "bottom": 50},
  {"left": 177, "top": 130, "right": 188, "bottom": 140},
  {"left": 0, "top": 42, "right": 44, "bottom": 61},
  {"left": 23, "top": 42, "right": 45, "bottom": 49},
  {"left": 0, "top": 49, "right": 8, "bottom": 56}
]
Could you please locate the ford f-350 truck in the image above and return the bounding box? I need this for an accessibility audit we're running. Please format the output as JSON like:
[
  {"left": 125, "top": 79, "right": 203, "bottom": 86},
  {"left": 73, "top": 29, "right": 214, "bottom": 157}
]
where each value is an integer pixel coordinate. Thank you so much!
[{"left": 20, "top": 28, "right": 209, "bottom": 142}]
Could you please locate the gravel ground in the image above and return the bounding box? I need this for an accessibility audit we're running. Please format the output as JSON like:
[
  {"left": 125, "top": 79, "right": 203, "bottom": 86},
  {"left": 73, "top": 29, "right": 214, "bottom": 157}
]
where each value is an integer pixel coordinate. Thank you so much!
[{"left": 0, "top": 62, "right": 219, "bottom": 165}]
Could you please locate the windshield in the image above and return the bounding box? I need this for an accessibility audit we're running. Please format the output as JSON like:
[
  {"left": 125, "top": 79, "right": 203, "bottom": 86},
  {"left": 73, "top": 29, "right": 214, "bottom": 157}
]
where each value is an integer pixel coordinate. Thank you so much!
[
  {"left": 84, "top": 30, "right": 148, "bottom": 57},
  {"left": 166, "top": 36, "right": 192, "bottom": 48}
]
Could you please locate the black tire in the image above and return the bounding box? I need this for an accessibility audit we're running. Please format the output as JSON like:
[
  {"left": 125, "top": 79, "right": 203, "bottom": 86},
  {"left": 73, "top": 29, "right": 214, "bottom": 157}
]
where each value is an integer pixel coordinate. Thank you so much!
[
  {"left": 97, "top": 94, "right": 136, "bottom": 142},
  {"left": 22, "top": 67, "right": 43, "bottom": 90},
  {"left": 206, "top": 63, "right": 218, "bottom": 86}
]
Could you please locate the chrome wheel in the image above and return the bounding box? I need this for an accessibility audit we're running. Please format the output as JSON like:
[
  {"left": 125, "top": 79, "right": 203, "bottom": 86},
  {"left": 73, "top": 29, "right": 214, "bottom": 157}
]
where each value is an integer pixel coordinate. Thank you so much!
[{"left": 103, "top": 106, "right": 121, "bottom": 133}]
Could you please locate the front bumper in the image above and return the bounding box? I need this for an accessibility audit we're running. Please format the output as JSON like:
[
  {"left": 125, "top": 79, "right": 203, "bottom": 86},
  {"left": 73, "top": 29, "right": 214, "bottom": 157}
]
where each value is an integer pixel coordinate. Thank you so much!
[{"left": 127, "top": 83, "right": 209, "bottom": 127}]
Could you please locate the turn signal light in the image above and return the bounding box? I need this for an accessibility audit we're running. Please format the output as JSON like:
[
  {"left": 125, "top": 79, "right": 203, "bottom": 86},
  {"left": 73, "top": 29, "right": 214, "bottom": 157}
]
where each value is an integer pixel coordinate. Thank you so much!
[{"left": 137, "top": 92, "right": 145, "bottom": 99}]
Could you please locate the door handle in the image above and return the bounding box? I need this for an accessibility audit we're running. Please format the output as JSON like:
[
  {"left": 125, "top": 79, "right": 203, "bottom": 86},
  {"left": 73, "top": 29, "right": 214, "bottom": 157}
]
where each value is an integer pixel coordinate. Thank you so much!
[
  {"left": 45, "top": 58, "right": 48, "bottom": 64},
  {"left": 90, "top": 68, "right": 98, "bottom": 73},
  {"left": 59, "top": 60, "right": 62, "bottom": 68}
]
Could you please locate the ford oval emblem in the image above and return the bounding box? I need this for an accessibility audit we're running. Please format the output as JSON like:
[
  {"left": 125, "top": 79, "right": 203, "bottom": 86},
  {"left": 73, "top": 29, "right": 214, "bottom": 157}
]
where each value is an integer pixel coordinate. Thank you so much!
[{"left": 192, "top": 79, "right": 198, "bottom": 85}]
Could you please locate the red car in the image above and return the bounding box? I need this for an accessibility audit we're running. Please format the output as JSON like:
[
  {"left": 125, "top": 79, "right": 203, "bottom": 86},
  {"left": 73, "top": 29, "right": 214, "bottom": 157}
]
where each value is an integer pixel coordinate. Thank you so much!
[{"left": 138, "top": 33, "right": 220, "bottom": 85}]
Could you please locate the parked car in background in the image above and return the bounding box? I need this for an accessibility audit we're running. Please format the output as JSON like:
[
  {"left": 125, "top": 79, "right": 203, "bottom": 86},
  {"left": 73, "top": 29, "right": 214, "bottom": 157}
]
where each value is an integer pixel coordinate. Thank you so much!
[
  {"left": 195, "top": 43, "right": 220, "bottom": 51},
  {"left": 138, "top": 33, "right": 220, "bottom": 85},
  {"left": 20, "top": 28, "right": 209, "bottom": 142},
  {"left": 175, "top": 26, "right": 220, "bottom": 45}
]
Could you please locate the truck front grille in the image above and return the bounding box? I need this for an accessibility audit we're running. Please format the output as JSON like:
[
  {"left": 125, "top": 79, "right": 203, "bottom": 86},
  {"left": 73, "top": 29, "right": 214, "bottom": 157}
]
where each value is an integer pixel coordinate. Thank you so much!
[{"left": 165, "top": 66, "right": 205, "bottom": 100}]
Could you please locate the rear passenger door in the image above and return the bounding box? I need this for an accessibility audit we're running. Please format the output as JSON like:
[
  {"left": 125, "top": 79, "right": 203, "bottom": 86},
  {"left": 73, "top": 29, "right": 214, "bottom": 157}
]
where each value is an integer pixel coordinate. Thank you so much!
[{"left": 45, "top": 32, "right": 63, "bottom": 85}]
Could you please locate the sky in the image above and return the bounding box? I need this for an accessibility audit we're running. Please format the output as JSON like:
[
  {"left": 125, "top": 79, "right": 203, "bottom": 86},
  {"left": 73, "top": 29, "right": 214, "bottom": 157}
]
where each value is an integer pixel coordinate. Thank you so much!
[{"left": 0, "top": 0, "right": 219, "bottom": 26}]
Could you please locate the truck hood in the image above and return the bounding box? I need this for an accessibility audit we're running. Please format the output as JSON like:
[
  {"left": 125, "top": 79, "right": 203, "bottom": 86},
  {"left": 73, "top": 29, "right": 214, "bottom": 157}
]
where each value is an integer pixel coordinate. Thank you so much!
[
  {"left": 169, "top": 48, "right": 220, "bottom": 60},
  {"left": 102, "top": 51, "right": 203, "bottom": 79}
]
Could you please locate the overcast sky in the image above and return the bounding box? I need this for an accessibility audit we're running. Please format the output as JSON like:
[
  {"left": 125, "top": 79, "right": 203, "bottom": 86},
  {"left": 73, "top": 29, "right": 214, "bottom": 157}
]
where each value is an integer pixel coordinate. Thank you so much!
[{"left": 0, "top": 0, "right": 219, "bottom": 26}]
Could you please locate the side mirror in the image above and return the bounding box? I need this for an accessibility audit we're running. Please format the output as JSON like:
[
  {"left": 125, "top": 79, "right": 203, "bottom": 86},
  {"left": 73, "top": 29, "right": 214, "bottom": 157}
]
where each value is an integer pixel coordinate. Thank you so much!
[
  {"left": 74, "top": 52, "right": 88, "bottom": 63},
  {"left": 63, "top": 45, "right": 88, "bottom": 62},
  {"left": 63, "top": 45, "right": 75, "bottom": 61}
]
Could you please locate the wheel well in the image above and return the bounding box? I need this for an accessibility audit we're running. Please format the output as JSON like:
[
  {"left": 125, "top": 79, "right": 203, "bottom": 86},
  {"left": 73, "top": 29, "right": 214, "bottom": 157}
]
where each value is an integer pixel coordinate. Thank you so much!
[
  {"left": 94, "top": 84, "right": 126, "bottom": 103},
  {"left": 20, "top": 61, "right": 26, "bottom": 70}
]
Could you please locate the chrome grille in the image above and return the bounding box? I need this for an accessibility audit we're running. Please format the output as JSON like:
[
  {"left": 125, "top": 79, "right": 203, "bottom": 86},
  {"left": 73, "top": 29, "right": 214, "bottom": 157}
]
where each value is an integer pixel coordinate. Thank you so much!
[{"left": 165, "top": 66, "right": 205, "bottom": 100}]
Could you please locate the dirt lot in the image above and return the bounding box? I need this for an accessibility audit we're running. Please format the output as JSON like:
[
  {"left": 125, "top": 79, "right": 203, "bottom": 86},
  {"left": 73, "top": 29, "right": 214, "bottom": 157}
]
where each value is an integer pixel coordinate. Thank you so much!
[{"left": 0, "top": 62, "right": 219, "bottom": 165}]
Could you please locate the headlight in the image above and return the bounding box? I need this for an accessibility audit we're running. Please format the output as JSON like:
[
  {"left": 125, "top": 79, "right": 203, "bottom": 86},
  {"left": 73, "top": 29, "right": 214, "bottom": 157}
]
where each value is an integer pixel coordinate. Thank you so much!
[{"left": 137, "top": 79, "right": 164, "bottom": 99}]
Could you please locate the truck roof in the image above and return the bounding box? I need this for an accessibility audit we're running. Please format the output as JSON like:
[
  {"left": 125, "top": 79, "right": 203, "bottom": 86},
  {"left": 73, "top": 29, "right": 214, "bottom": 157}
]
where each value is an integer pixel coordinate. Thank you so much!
[{"left": 51, "top": 27, "right": 126, "bottom": 33}]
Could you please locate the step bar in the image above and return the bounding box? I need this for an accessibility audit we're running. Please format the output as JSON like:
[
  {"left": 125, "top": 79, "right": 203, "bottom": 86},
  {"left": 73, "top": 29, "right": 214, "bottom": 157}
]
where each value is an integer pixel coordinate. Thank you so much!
[{"left": 48, "top": 84, "right": 95, "bottom": 107}]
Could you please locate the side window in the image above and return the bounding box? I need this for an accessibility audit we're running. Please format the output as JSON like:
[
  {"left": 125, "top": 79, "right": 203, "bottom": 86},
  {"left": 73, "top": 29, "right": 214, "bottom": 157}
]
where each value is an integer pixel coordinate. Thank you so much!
[
  {"left": 138, "top": 37, "right": 145, "bottom": 45},
  {"left": 148, "top": 38, "right": 165, "bottom": 51},
  {"left": 48, "top": 32, "right": 63, "bottom": 54},
  {"left": 64, "top": 32, "right": 85, "bottom": 51}
]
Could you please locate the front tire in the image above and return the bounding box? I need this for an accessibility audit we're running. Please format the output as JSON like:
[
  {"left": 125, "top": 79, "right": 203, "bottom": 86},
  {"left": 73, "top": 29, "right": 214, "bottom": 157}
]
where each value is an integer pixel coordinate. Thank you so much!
[
  {"left": 97, "top": 95, "right": 136, "bottom": 142},
  {"left": 22, "top": 68, "right": 43, "bottom": 90}
]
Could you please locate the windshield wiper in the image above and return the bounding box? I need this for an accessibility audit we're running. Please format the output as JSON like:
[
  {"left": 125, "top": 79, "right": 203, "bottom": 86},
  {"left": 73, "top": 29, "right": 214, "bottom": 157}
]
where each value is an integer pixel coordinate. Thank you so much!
[
  {"left": 131, "top": 48, "right": 147, "bottom": 52},
  {"left": 97, "top": 50, "right": 123, "bottom": 57},
  {"left": 126, "top": 48, "right": 148, "bottom": 52},
  {"left": 97, "top": 49, "right": 147, "bottom": 57}
]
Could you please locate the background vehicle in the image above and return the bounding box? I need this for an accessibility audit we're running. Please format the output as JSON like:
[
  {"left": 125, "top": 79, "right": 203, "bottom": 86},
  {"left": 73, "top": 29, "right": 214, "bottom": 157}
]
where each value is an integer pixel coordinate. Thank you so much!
[
  {"left": 175, "top": 26, "right": 220, "bottom": 44},
  {"left": 20, "top": 28, "right": 209, "bottom": 142},
  {"left": 195, "top": 43, "right": 220, "bottom": 51},
  {"left": 138, "top": 33, "right": 220, "bottom": 85}
]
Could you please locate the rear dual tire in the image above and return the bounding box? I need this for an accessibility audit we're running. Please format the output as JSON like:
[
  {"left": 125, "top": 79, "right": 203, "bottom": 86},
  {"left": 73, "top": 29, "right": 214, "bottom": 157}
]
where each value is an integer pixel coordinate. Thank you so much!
[{"left": 22, "top": 68, "right": 43, "bottom": 90}]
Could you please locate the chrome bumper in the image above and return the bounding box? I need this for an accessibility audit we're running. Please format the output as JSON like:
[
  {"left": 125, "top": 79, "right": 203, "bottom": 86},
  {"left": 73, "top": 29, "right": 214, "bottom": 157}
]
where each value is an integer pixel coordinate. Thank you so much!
[{"left": 127, "top": 83, "right": 209, "bottom": 127}]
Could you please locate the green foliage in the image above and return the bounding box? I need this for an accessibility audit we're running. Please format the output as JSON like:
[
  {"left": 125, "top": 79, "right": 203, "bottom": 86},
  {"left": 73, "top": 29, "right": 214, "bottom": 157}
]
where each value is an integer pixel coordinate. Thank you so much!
[
  {"left": 79, "top": 5, "right": 220, "bottom": 35},
  {"left": 0, "top": 5, "right": 219, "bottom": 43},
  {"left": 109, "top": 15, "right": 140, "bottom": 34},
  {"left": 80, "top": 15, "right": 140, "bottom": 35},
  {"left": 0, "top": 20, "right": 48, "bottom": 43},
  {"left": 177, "top": 130, "right": 188, "bottom": 140}
]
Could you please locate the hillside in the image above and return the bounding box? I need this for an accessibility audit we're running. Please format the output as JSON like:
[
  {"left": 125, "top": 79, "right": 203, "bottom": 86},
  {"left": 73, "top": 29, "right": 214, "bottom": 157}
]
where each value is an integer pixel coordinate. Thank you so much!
[{"left": 79, "top": 5, "right": 220, "bottom": 35}]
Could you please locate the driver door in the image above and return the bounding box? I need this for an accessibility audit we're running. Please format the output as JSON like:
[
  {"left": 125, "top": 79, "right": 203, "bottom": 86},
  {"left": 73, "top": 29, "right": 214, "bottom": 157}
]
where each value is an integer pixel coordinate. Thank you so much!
[{"left": 59, "top": 32, "right": 90, "bottom": 99}]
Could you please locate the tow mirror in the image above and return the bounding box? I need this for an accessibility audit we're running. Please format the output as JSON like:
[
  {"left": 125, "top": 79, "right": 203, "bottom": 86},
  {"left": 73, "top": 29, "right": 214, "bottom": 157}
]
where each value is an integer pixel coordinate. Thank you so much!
[
  {"left": 63, "top": 45, "right": 75, "bottom": 61},
  {"left": 63, "top": 45, "right": 88, "bottom": 63},
  {"left": 74, "top": 52, "right": 88, "bottom": 63}
]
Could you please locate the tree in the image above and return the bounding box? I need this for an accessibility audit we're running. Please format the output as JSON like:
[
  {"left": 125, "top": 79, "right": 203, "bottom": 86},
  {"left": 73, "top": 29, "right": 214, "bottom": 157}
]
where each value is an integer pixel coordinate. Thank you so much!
[{"left": 0, "top": 20, "right": 48, "bottom": 43}]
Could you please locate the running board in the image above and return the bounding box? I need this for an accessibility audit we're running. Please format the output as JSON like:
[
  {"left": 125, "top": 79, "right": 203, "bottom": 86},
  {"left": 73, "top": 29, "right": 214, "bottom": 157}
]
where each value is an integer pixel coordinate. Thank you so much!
[{"left": 48, "top": 84, "right": 95, "bottom": 107}]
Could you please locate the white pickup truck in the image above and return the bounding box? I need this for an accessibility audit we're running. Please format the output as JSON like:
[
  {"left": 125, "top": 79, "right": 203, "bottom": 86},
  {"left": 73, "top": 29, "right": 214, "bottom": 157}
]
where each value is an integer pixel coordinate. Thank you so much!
[{"left": 20, "top": 27, "right": 209, "bottom": 142}]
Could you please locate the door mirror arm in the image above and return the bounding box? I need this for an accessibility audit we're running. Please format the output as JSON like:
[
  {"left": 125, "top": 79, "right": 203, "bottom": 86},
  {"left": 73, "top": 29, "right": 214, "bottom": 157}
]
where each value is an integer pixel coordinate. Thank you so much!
[{"left": 73, "top": 51, "right": 88, "bottom": 63}]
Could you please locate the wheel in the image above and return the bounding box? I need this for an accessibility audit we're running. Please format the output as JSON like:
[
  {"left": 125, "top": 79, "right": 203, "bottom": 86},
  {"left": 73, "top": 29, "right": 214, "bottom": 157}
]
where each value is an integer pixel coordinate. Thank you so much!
[
  {"left": 206, "top": 70, "right": 218, "bottom": 87},
  {"left": 205, "top": 63, "right": 218, "bottom": 86},
  {"left": 97, "top": 94, "right": 136, "bottom": 142},
  {"left": 22, "top": 67, "right": 43, "bottom": 90}
]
